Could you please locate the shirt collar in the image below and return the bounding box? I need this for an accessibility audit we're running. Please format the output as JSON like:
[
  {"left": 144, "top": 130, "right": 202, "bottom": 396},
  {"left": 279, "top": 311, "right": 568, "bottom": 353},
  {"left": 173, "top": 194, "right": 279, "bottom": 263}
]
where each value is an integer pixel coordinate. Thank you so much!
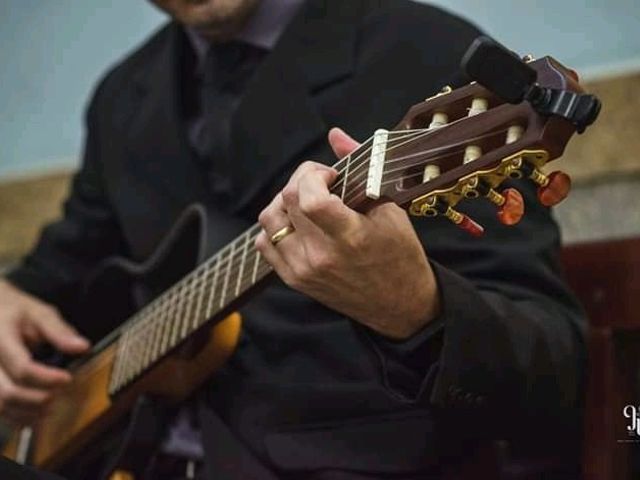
[{"left": 185, "top": 0, "right": 305, "bottom": 66}]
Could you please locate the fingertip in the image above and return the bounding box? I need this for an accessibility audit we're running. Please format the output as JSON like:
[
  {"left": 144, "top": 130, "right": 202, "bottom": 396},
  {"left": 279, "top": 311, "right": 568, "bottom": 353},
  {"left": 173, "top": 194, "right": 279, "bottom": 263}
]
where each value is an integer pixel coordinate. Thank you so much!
[
  {"left": 34, "top": 363, "right": 72, "bottom": 386},
  {"left": 328, "top": 127, "right": 360, "bottom": 158},
  {"left": 319, "top": 167, "right": 339, "bottom": 183},
  {"left": 69, "top": 335, "right": 91, "bottom": 351},
  {"left": 58, "top": 335, "right": 91, "bottom": 354},
  {"left": 328, "top": 126, "right": 344, "bottom": 140}
]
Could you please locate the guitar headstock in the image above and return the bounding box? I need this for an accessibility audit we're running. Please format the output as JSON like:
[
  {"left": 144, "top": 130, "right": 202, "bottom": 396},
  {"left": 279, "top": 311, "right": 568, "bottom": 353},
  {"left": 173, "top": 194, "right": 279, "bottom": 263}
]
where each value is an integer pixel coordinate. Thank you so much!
[{"left": 363, "top": 37, "right": 601, "bottom": 236}]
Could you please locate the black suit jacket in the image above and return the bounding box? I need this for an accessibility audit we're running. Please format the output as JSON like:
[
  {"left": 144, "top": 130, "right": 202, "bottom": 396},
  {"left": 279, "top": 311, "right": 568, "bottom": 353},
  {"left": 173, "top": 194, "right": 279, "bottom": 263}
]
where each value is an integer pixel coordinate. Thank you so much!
[{"left": 8, "top": 1, "right": 586, "bottom": 478}]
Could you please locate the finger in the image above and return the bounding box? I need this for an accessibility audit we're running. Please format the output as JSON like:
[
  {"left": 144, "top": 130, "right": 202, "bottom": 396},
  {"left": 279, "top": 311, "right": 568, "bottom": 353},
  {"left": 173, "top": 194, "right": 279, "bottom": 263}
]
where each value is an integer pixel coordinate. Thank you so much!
[
  {"left": 0, "top": 330, "right": 71, "bottom": 389},
  {"left": 255, "top": 230, "right": 296, "bottom": 284},
  {"left": 289, "top": 160, "right": 335, "bottom": 186},
  {"left": 28, "top": 306, "right": 90, "bottom": 355},
  {"left": 293, "top": 168, "right": 361, "bottom": 238},
  {"left": 258, "top": 193, "right": 291, "bottom": 238},
  {"left": 328, "top": 127, "right": 360, "bottom": 159},
  {"left": 0, "top": 367, "right": 53, "bottom": 411}
]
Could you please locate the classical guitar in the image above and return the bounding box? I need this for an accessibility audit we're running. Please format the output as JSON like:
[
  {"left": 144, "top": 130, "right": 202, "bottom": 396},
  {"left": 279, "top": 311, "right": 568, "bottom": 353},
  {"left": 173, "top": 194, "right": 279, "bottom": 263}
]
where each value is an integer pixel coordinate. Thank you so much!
[{"left": 2, "top": 37, "right": 600, "bottom": 478}]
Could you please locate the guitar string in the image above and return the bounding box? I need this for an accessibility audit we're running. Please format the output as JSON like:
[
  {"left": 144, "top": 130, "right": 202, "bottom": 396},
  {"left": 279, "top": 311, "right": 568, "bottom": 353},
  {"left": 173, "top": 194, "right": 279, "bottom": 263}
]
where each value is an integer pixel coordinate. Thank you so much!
[
  {"left": 115, "top": 127, "right": 500, "bottom": 371},
  {"left": 334, "top": 122, "right": 510, "bottom": 203},
  {"left": 112, "top": 125, "right": 506, "bottom": 381},
  {"left": 330, "top": 112, "right": 491, "bottom": 194},
  {"left": 114, "top": 127, "right": 426, "bottom": 339},
  {"left": 119, "top": 123, "right": 457, "bottom": 338},
  {"left": 341, "top": 128, "right": 509, "bottom": 205},
  {"left": 119, "top": 133, "right": 500, "bottom": 370},
  {"left": 145, "top": 128, "right": 509, "bottom": 332},
  {"left": 111, "top": 128, "right": 435, "bottom": 352},
  {"left": 106, "top": 106, "right": 501, "bottom": 372},
  {"left": 120, "top": 127, "right": 471, "bottom": 344},
  {"left": 117, "top": 123, "right": 519, "bottom": 381}
]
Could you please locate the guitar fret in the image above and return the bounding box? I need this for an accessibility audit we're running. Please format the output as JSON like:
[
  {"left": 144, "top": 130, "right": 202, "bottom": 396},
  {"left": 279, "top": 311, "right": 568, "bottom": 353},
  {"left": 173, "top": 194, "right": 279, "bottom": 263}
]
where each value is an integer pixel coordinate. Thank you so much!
[
  {"left": 192, "top": 265, "right": 207, "bottom": 330},
  {"left": 141, "top": 303, "right": 161, "bottom": 369},
  {"left": 152, "top": 294, "right": 171, "bottom": 363},
  {"left": 109, "top": 225, "right": 277, "bottom": 395},
  {"left": 158, "top": 289, "right": 175, "bottom": 356},
  {"left": 170, "top": 282, "right": 186, "bottom": 348},
  {"left": 110, "top": 332, "right": 128, "bottom": 391},
  {"left": 220, "top": 243, "right": 236, "bottom": 308},
  {"left": 128, "top": 323, "right": 142, "bottom": 381},
  {"left": 251, "top": 249, "right": 261, "bottom": 284},
  {"left": 151, "top": 295, "right": 170, "bottom": 363},
  {"left": 139, "top": 319, "right": 152, "bottom": 371},
  {"left": 340, "top": 153, "right": 351, "bottom": 200},
  {"left": 140, "top": 320, "right": 154, "bottom": 375},
  {"left": 181, "top": 274, "right": 196, "bottom": 339},
  {"left": 121, "top": 331, "right": 132, "bottom": 387},
  {"left": 135, "top": 319, "right": 150, "bottom": 377},
  {"left": 205, "top": 255, "right": 221, "bottom": 318},
  {"left": 235, "top": 232, "right": 251, "bottom": 297}
]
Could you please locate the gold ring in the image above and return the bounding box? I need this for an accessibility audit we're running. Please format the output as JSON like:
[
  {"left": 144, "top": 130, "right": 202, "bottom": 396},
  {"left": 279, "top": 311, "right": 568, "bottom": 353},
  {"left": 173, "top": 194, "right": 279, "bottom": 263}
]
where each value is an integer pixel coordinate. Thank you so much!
[{"left": 270, "top": 225, "right": 295, "bottom": 245}]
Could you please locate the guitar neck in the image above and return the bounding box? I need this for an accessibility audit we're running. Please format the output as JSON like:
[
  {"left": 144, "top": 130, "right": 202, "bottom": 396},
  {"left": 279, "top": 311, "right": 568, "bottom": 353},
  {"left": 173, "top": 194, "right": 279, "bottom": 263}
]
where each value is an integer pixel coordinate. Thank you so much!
[{"left": 106, "top": 129, "right": 423, "bottom": 395}]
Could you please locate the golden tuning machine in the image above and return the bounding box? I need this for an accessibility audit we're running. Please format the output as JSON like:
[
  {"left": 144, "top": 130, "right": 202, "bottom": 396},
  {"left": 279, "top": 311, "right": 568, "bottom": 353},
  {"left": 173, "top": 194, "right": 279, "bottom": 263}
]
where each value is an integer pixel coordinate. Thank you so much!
[{"left": 409, "top": 150, "right": 560, "bottom": 234}]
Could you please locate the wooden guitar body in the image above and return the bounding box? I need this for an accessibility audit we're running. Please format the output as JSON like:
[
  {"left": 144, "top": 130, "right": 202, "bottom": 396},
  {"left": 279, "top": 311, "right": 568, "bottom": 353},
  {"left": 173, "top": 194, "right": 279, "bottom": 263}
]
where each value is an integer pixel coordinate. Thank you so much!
[{"left": 2, "top": 205, "right": 242, "bottom": 475}]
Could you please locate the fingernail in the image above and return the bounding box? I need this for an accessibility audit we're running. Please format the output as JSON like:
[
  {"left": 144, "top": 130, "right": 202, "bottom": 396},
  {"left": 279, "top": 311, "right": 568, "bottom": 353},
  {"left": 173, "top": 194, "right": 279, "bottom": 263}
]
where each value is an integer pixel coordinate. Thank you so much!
[{"left": 71, "top": 336, "right": 90, "bottom": 348}]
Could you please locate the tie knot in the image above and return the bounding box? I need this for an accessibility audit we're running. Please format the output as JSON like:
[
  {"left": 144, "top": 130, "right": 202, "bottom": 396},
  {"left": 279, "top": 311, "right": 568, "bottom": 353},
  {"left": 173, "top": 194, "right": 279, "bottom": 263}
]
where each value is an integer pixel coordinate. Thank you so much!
[{"left": 202, "top": 41, "right": 264, "bottom": 89}]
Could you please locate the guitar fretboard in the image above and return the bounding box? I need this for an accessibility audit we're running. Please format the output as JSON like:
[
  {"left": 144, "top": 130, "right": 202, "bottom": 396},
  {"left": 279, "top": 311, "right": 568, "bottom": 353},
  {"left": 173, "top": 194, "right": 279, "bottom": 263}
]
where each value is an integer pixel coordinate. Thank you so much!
[{"left": 107, "top": 129, "right": 429, "bottom": 394}]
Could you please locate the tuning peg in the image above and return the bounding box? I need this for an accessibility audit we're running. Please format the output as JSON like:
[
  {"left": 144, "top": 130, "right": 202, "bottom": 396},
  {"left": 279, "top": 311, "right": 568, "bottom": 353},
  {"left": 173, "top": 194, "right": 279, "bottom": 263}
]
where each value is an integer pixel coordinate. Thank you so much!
[
  {"left": 537, "top": 171, "right": 572, "bottom": 206},
  {"left": 496, "top": 188, "right": 525, "bottom": 225},
  {"left": 483, "top": 186, "right": 525, "bottom": 225},
  {"left": 521, "top": 162, "right": 572, "bottom": 207},
  {"left": 444, "top": 206, "right": 484, "bottom": 237}
]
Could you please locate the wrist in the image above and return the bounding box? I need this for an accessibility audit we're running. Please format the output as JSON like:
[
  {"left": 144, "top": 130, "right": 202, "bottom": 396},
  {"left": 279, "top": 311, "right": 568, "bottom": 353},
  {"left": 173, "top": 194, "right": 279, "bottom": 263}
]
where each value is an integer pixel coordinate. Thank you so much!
[{"left": 369, "top": 268, "right": 441, "bottom": 341}]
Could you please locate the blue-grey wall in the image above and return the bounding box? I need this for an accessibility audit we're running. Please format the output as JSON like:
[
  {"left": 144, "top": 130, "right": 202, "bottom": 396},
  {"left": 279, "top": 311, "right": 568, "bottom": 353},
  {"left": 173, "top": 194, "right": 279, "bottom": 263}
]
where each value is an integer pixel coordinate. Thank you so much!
[
  {"left": 0, "top": 1, "right": 165, "bottom": 177},
  {"left": 1, "top": 0, "right": 638, "bottom": 177}
]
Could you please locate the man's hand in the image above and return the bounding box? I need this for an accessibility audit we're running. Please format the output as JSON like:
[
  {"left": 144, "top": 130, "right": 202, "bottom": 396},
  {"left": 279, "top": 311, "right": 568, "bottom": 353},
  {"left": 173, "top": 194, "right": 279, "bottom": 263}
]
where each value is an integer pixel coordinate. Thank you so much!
[
  {"left": 0, "top": 280, "right": 90, "bottom": 426},
  {"left": 256, "top": 128, "right": 440, "bottom": 340}
]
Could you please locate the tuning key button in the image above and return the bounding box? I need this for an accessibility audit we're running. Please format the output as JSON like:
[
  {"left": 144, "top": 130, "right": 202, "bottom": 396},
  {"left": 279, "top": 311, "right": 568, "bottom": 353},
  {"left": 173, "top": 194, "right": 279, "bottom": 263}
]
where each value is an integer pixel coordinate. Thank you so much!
[
  {"left": 537, "top": 171, "right": 572, "bottom": 206},
  {"left": 496, "top": 188, "right": 525, "bottom": 225},
  {"left": 444, "top": 207, "right": 485, "bottom": 237},
  {"left": 422, "top": 164, "right": 441, "bottom": 183},
  {"left": 429, "top": 112, "right": 448, "bottom": 129},
  {"left": 506, "top": 125, "right": 524, "bottom": 144},
  {"left": 463, "top": 145, "right": 482, "bottom": 164}
]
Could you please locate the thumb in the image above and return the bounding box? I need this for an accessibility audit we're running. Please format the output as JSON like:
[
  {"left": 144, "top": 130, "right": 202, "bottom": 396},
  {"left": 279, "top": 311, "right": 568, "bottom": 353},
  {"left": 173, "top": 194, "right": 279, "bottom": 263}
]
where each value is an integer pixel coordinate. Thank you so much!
[
  {"left": 328, "top": 127, "right": 360, "bottom": 159},
  {"left": 29, "top": 307, "right": 90, "bottom": 355}
]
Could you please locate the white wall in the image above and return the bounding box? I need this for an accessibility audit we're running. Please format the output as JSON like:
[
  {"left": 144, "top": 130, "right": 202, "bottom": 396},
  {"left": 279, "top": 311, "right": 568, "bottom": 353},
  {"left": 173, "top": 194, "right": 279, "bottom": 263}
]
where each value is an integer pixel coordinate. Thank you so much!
[{"left": 0, "top": 0, "right": 638, "bottom": 177}]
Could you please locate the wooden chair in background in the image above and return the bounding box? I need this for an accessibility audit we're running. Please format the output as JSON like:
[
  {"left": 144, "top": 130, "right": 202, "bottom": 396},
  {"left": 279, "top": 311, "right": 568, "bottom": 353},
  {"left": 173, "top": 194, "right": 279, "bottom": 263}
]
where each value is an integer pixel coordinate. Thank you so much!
[{"left": 562, "top": 236, "right": 640, "bottom": 480}]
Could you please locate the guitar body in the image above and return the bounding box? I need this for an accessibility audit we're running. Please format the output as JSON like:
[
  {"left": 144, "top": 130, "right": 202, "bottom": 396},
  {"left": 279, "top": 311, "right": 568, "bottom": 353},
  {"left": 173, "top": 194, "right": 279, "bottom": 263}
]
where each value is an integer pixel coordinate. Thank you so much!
[{"left": 2, "top": 205, "right": 242, "bottom": 476}]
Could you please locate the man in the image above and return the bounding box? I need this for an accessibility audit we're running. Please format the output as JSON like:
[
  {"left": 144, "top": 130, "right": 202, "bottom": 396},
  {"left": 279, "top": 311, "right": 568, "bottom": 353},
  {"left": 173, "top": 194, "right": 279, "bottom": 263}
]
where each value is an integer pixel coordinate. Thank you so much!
[{"left": 0, "top": 0, "right": 585, "bottom": 478}]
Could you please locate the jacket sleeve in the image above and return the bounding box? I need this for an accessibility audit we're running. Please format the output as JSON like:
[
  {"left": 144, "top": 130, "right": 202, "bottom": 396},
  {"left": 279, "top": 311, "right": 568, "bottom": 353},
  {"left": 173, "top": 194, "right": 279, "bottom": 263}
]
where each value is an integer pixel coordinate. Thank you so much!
[
  {"left": 5, "top": 83, "right": 126, "bottom": 319},
  {"left": 365, "top": 178, "right": 587, "bottom": 425},
  {"left": 354, "top": 1, "right": 586, "bottom": 429}
]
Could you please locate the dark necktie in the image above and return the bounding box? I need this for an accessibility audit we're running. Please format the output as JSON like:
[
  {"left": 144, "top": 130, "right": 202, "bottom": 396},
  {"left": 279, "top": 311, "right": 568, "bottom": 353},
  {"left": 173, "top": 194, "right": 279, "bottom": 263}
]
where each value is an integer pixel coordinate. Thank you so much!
[{"left": 191, "top": 41, "right": 266, "bottom": 199}]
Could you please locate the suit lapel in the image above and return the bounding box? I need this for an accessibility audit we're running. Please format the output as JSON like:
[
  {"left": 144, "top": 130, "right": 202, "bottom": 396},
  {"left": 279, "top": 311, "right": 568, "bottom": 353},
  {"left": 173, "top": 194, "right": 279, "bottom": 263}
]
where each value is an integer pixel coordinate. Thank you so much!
[
  {"left": 124, "top": 1, "right": 365, "bottom": 213},
  {"left": 126, "top": 24, "right": 207, "bottom": 208},
  {"left": 229, "top": 0, "right": 362, "bottom": 210}
]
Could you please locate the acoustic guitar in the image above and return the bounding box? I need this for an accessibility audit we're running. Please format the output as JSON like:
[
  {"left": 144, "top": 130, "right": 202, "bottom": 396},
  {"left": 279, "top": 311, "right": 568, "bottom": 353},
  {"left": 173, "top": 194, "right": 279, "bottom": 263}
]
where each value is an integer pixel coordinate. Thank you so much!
[{"left": 2, "top": 37, "right": 600, "bottom": 479}]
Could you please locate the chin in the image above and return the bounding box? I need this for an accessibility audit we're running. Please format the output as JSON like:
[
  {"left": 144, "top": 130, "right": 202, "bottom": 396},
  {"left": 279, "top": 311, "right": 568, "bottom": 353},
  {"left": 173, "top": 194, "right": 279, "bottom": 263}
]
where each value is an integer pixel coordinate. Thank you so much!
[{"left": 151, "top": 0, "right": 259, "bottom": 38}]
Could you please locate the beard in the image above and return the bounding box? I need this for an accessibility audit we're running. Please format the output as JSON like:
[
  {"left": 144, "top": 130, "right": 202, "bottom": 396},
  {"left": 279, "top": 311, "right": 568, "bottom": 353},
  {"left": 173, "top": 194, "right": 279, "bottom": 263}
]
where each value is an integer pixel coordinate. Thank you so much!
[{"left": 151, "top": 0, "right": 260, "bottom": 40}]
